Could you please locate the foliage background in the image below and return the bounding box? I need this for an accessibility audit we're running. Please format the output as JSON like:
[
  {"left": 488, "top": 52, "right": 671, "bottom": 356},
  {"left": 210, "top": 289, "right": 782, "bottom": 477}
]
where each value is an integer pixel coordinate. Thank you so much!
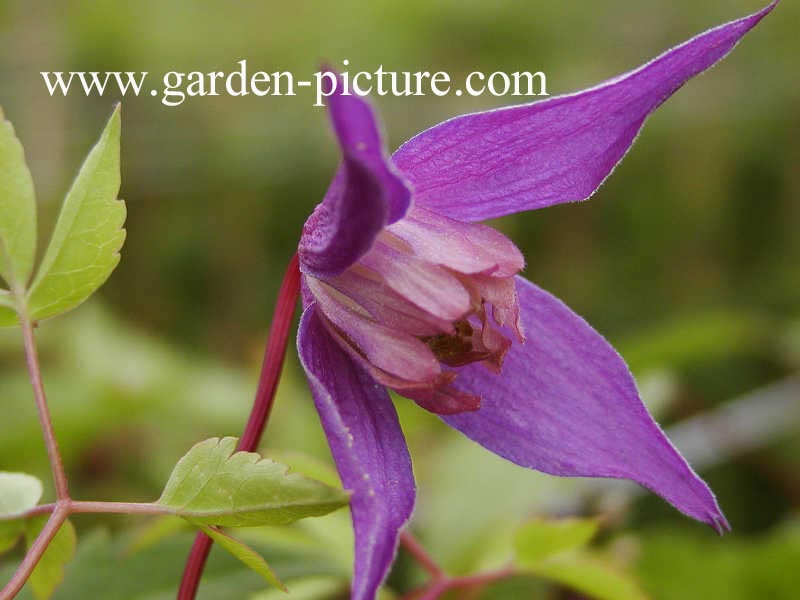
[{"left": 0, "top": 0, "right": 798, "bottom": 598}]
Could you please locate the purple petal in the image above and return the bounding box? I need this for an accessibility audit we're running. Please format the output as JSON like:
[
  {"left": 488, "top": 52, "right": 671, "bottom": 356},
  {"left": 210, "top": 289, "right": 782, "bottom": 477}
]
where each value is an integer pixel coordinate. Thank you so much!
[
  {"left": 443, "top": 277, "right": 728, "bottom": 532},
  {"left": 393, "top": 3, "right": 776, "bottom": 221},
  {"left": 299, "top": 73, "right": 411, "bottom": 278},
  {"left": 298, "top": 306, "right": 415, "bottom": 600}
]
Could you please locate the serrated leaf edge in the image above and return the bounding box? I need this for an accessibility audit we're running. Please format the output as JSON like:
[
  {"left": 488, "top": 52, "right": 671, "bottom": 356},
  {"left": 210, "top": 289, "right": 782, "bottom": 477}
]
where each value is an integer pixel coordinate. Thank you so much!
[{"left": 157, "top": 437, "right": 349, "bottom": 518}]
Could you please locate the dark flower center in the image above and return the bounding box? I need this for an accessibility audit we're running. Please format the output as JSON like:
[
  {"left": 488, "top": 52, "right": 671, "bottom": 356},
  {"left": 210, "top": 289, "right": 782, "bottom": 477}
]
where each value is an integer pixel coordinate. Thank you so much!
[{"left": 422, "top": 319, "right": 492, "bottom": 367}]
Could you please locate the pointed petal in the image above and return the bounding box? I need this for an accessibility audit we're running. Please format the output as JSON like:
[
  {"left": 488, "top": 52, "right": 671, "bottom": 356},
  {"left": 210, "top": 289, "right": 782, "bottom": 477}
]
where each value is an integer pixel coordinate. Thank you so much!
[
  {"left": 443, "top": 277, "right": 728, "bottom": 531},
  {"left": 298, "top": 305, "right": 416, "bottom": 600},
  {"left": 299, "top": 73, "right": 411, "bottom": 278},
  {"left": 393, "top": 3, "right": 776, "bottom": 221}
]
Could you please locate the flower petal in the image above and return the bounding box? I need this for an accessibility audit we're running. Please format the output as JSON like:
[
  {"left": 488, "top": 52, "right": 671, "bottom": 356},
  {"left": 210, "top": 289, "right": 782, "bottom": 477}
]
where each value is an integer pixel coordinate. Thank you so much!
[
  {"left": 305, "top": 276, "right": 443, "bottom": 383},
  {"left": 386, "top": 207, "right": 524, "bottom": 277},
  {"left": 327, "top": 267, "right": 455, "bottom": 336},
  {"left": 393, "top": 3, "right": 776, "bottom": 221},
  {"left": 443, "top": 277, "right": 728, "bottom": 532},
  {"left": 359, "top": 241, "right": 471, "bottom": 321},
  {"left": 299, "top": 73, "right": 412, "bottom": 278},
  {"left": 298, "top": 305, "right": 415, "bottom": 600}
]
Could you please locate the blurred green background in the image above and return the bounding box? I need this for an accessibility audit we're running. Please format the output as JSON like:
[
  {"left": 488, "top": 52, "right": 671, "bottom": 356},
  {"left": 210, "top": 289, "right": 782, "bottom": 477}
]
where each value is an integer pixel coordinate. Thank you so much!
[{"left": 0, "top": 0, "right": 798, "bottom": 598}]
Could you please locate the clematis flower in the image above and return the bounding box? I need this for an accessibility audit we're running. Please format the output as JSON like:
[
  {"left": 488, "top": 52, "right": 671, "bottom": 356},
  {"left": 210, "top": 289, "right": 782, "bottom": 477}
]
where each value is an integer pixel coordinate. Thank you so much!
[{"left": 296, "top": 5, "right": 775, "bottom": 600}]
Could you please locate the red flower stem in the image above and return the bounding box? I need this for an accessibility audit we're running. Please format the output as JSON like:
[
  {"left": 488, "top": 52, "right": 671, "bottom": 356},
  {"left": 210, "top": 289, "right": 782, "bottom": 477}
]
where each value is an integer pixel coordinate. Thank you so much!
[
  {"left": 19, "top": 307, "right": 69, "bottom": 500},
  {"left": 400, "top": 531, "right": 445, "bottom": 579},
  {"left": 177, "top": 253, "right": 301, "bottom": 600},
  {"left": 237, "top": 253, "right": 301, "bottom": 453}
]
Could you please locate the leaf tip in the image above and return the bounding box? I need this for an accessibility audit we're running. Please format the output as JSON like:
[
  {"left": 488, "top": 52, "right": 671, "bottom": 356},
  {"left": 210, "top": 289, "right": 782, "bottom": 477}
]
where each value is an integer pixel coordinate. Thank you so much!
[
  {"left": 103, "top": 104, "right": 122, "bottom": 142},
  {"left": 110, "top": 102, "right": 122, "bottom": 121}
]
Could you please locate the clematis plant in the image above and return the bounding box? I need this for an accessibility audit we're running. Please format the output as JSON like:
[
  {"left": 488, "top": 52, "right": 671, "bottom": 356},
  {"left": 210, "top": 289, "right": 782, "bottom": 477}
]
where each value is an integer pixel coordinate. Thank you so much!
[{"left": 180, "top": 3, "right": 777, "bottom": 599}]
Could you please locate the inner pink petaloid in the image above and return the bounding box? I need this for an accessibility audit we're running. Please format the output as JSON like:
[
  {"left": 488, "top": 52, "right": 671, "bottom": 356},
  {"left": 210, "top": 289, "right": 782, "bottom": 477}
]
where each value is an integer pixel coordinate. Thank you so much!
[{"left": 305, "top": 206, "right": 525, "bottom": 414}]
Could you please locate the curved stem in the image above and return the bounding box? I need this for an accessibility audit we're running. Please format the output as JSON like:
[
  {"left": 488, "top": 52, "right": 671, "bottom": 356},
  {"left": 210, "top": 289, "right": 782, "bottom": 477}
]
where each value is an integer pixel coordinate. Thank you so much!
[
  {"left": 399, "top": 531, "right": 515, "bottom": 600},
  {"left": 19, "top": 307, "right": 69, "bottom": 500},
  {"left": 238, "top": 253, "right": 301, "bottom": 453},
  {"left": 401, "top": 531, "right": 445, "bottom": 579},
  {"left": 0, "top": 504, "right": 69, "bottom": 600},
  {"left": 177, "top": 253, "right": 301, "bottom": 600},
  {"left": 1, "top": 294, "right": 73, "bottom": 598}
]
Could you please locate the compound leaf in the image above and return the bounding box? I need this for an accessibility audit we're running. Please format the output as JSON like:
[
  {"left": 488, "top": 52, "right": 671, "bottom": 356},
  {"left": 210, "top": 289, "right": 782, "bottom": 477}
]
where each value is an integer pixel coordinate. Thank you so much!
[{"left": 26, "top": 106, "right": 125, "bottom": 322}]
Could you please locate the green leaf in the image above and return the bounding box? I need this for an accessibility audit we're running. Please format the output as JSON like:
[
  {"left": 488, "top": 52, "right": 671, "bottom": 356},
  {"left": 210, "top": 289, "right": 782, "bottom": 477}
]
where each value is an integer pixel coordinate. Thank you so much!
[
  {"left": 0, "top": 107, "right": 37, "bottom": 290},
  {"left": 0, "top": 520, "right": 24, "bottom": 554},
  {"left": 157, "top": 437, "right": 348, "bottom": 527},
  {"left": 0, "top": 293, "right": 16, "bottom": 326},
  {"left": 25, "top": 105, "right": 125, "bottom": 323},
  {"left": 636, "top": 521, "right": 800, "bottom": 600},
  {"left": 199, "top": 525, "right": 286, "bottom": 592},
  {"left": 513, "top": 518, "right": 642, "bottom": 600},
  {"left": 0, "top": 289, "right": 14, "bottom": 307},
  {"left": 528, "top": 556, "right": 646, "bottom": 600},
  {"left": 0, "top": 471, "right": 43, "bottom": 517},
  {"left": 266, "top": 450, "right": 341, "bottom": 488},
  {"left": 0, "top": 472, "right": 42, "bottom": 553},
  {"left": 514, "top": 517, "right": 600, "bottom": 566},
  {"left": 24, "top": 517, "right": 77, "bottom": 600}
]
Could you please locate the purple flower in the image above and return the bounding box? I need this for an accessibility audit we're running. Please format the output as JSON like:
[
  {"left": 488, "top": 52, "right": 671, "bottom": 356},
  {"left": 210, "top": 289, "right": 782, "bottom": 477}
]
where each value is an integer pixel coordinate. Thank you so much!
[{"left": 296, "top": 4, "right": 776, "bottom": 599}]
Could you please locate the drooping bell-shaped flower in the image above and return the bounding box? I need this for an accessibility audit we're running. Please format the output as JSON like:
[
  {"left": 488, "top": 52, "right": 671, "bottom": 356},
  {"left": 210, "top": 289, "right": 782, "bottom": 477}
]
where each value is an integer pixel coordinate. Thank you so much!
[
  {"left": 304, "top": 204, "right": 525, "bottom": 414},
  {"left": 296, "top": 4, "right": 777, "bottom": 599}
]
